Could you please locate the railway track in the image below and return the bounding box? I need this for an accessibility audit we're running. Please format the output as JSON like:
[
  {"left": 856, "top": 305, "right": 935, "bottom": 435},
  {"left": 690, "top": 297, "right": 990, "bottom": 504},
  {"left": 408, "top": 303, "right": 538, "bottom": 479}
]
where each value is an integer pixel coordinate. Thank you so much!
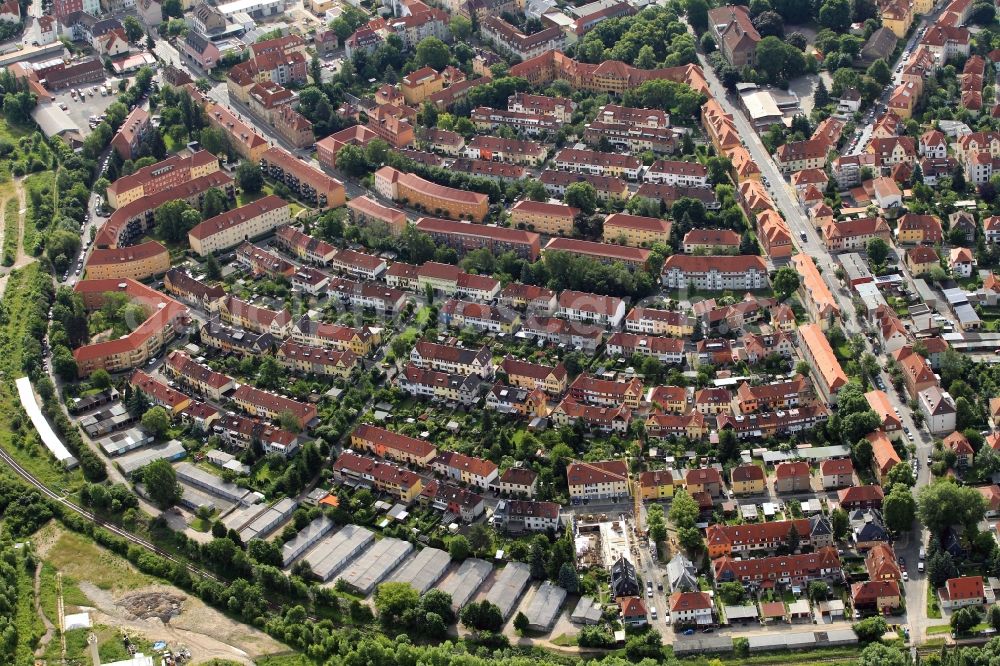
[{"left": 0, "top": 446, "right": 221, "bottom": 583}]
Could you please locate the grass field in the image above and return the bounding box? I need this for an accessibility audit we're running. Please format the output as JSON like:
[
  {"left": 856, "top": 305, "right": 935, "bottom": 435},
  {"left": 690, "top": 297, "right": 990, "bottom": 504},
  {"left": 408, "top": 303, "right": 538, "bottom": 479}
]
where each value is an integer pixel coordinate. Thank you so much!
[
  {"left": 927, "top": 583, "right": 942, "bottom": 619},
  {"left": 14, "top": 557, "right": 44, "bottom": 665},
  {"left": 21, "top": 171, "right": 54, "bottom": 257},
  {"left": 927, "top": 624, "right": 951, "bottom": 635},
  {"left": 2, "top": 195, "right": 17, "bottom": 266},
  {"left": 43, "top": 527, "right": 154, "bottom": 592}
]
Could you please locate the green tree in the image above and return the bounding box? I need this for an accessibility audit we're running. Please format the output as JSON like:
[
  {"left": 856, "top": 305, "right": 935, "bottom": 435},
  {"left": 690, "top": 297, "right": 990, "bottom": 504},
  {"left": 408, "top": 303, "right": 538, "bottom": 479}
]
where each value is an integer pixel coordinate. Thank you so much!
[
  {"left": 513, "top": 611, "right": 529, "bottom": 635},
  {"left": 883, "top": 484, "right": 916, "bottom": 533},
  {"left": 141, "top": 459, "right": 182, "bottom": 508},
  {"left": 448, "top": 535, "right": 471, "bottom": 561},
  {"left": 141, "top": 406, "right": 170, "bottom": 438},
  {"left": 772, "top": 266, "right": 800, "bottom": 301},
  {"left": 669, "top": 488, "right": 700, "bottom": 529},
  {"left": 90, "top": 369, "right": 112, "bottom": 390},
  {"left": 866, "top": 58, "right": 892, "bottom": 86},
  {"left": 256, "top": 356, "right": 282, "bottom": 389},
  {"left": 564, "top": 181, "right": 598, "bottom": 214},
  {"left": 558, "top": 561, "right": 580, "bottom": 594},
  {"left": 236, "top": 161, "right": 264, "bottom": 195},
  {"left": 155, "top": 200, "right": 196, "bottom": 243},
  {"left": 831, "top": 507, "right": 849, "bottom": 539},
  {"left": 123, "top": 15, "right": 144, "bottom": 42},
  {"left": 918, "top": 481, "right": 986, "bottom": 535},
  {"left": 952, "top": 606, "right": 982, "bottom": 634},
  {"left": 374, "top": 581, "right": 420, "bottom": 626},
  {"left": 866, "top": 237, "right": 890, "bottom": 264},
  {"left": 450, "top": 15, "right": 472, "bottom": 40},
  {"left": 204, "top": 254, "right": 222, "bottom": 280},
  {"left": 852, "top": 616, "right": 888, "bottom": 642},
  {"left": 718, "top": 581, "right": 745, "bottom": 604},
  {"left": 857, "top": 643, "right": 906, "bottom": 666},
  {"left": 336, "top": 144, "right": 370, "bottom": 177},
  {"left": 525, "top": 179, "right": 548, "bottom": 202},
  {"left": 819, "top": 0, "right": 851, "bottom": 31},
  {"left": 459, "top": 600, "right": 503, "bottom": 632},
  {"left": 415, "top": 37, "right": 450, "bottom": 70},
  {"left": 685, "top": 0, "right": 710, "bottom": 32}
]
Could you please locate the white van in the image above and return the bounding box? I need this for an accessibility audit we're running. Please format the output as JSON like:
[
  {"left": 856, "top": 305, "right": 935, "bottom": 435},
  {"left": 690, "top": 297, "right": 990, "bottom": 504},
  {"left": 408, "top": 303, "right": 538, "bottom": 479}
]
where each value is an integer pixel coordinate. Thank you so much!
[{"left": 650, "top": 607, "right": 657, "bottom": 620}]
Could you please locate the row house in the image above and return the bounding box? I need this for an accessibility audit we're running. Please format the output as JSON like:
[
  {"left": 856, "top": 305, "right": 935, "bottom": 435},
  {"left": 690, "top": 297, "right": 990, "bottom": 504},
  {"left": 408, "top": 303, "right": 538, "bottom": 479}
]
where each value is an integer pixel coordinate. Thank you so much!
[
  {"left": 374, "top": 167, "right": 489, "bottom": 222},
  {"left": 740, "top": 330, "right": 796, "bottom": 364},
  {"left": 634, "top": 182, "right": 720, "bottom": 210},
  {"left": 822, "top": 217, "right": 892, "bottom": 252},
  {"left": 602, "top": 213, "right": 672, "bottom": 247},
  {"left": 712, "top": 547, "right": 843, "bottom": 586},
  {"left": 798, "top": 323, "right": 848, "bottom": 404},
  {"left": 874, "top": 307, "right": 910, "bottom": 355},
  {"left": 188, "top": 195, "right": 291, "bottom": 256},
  {"left": 557, "top": 290, "right": 626, "bottom": 328},
  {"left": 852, "top": 580, "right": 902, "bottom": 613},
  {"left": 199, "top": 320, "right": 274, "bottom": 356},
  {"left": 231, "top": 385, "right": 317, "bottom": 429},
  {"left": 329, "top": 248, "right": 387, "bottom": 281},
  {"left": 410, "top": 340, "right": 493, "bottom": 378},
  {"left": 865, "top": 388, "right": 904, "bottom": 432},
  {"left": 638, "top": 469, "right": 677, "bottom": 500},
  {"left": 275, "top": 225, "right": 337, "bottom": 266},
  {"left": 291, "top": 268, "right": 329, "bottom": 296},
  {"left": 509, "top": 200, "right": 578, "bottom": 236},
  {"left": 569, "top": 373, "right": 643, "bottom": 408},
  {"left": 236, "top": 242, "right": 295, "bottom": 279},
  {"left": 276, "top": 340, "right": 357, "bottom": 379},
  {"left": 498, "top": 466, "right": 538, "bottom": 497},
  {"left": 551, "top": 399, "right": 631, "bottom": 434},
  {"left": 522, "top": 315, "right": 604, "bottom": 352},
  {"left": 332, "top": 451, "right": 424, "bottom": 503},
  {"left": 439, "top": 299, "right": 521, "bottom": 334},
  {"left": 484, "top": 381, "right": 550, "bottom": 418},
  {"left": 471, "top": 107, "right": 559, "bottom": 137},
  {"left": 219, "top": 295, "right": 292, "bottom": 338},
  {"left": 544, "top": 237, "right": 649, "bottom": 268},
  {"left": 897, "top": 212, "right": 943, "bottom": 244},
  {"left": 921, "top": 23, "right": 971, "bottom": 62},
  {"left": 606, "top": 332, "right": 685, "bottom": 364},
  {"left": 820, "top": 458, "right": 855, "bottom": 490},
  {"left": 643, "top": 160, "right": 708, "bottom": 187},
  {"left": 686, "top": 467, "right": 723, "bottom": 497},
  {"left": 499, "top": 356, "right": 567, "bottom": 395},
  {"left": 480, "top": 16, "right": 565, "bottom": 60},
  {"left": 566, "top": 459, "right": 630, "bottom": 500},
  {"left": 431, "top": 450, "right": 499, "bottom": 490},
  {"left": 215, "top": 413, "right": 300, "bottom": 457},
  {"left": 867, "top": 136, "right": 917, "bottom": 171},
  {"left": 757, "top": 209, "right": 793, "bottom": 260},
  {"left": 493, "top": 499, "right": 561, "bottom": 533},
  {"left": 644, "top": 411, "right": 708, "bottom": 440},
  {"left": 164, "top": 350, "right": 234, "bottom": 401},
  {"left": 292, "top": 317, "right": 381, "bottom": 356},
  {"left": 367, "top": 104, "right": 415, "bottom": 149},
  {"left": 416, "top": 262, "right": 501, "bottom": 301},
  {"left": 105, "top": 150, "right": 221, "bottom": 210},
  {"left": 260, "top": 147, "right": 346, "bottom": 210},
  {"left": 838, "top": 485, "right": 884, "bottom": 510},
  {"left": 705, "top": 518, "right": 831, "bottom": 559},
  {"left": 715, "top": 404, "right": 829, "bottom": 440},
  {"left": 625, "top": 307, "right": 695, "bottom": 337},
  {"left": 498, "top": 282, "right": 557, "bottom": 313},
  {"left": 414, "top": 217, "right": 541, "bottom": 261},
  {"left": 539, "top": 169, "right": 630, "bottom": 201},
  {"left": 791, "top": 253, "right": 840, "bottom": 328},
  {"left": 130, "top": 371, "right": 190, "bottom": 416},
  {"left": 465, "top": 135, "right": 548, "bottom": 166},
  {"left": 419, "top": 127, "right": 465, "bottom": 155},
  {"left": 508, "top": 92, "right": 575, "bottom": 122},
  {"left": 163, "top": 269, "right": 225, "bottom": 313},
  {"left": 733, "top": 375, "right": 813, "bottom": 415},
  {"left": 648, "top": 385, "right": 689, "bottom": 413},
  {"left": 347, "top": 196, "right": 407, "bottom": 237},
  {"left": 554, "top": 147, "right": 641, "bottom": 180},
  {"left": 691, "top": 338, "right": 737, "bottom": 367},
  {"left": 399, "top": 362, "right": 481, "bottom": 405},
  {"left": 695, "top": 387, "right": 732, "bottom": 415},
  {"left": 418, "top": 480, "right": 485, "bottom": 522},
  {"left": 582, "top": 121, "right": 679, "bottom": 154},
  {"left": 661, "top": 255, "right": 769, "bottom": 291},
  {"left": 773, "top": 138, "right": 828, "bottom": 174},
  {"left": 351, "top": 423, "right": 437, "bottom": 466}
]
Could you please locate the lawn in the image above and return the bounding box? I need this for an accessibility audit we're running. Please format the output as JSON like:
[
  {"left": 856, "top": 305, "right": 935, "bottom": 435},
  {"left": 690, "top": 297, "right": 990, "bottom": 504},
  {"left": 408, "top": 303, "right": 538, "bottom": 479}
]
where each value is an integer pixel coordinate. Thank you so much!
[
  {"left": 3, "top": 195, "right": 18, "bottom": 266},
  {"left": 927, "top": 583, "right": 942, "bottom": 619},
  {"left": 42, "top": 525, "right": 154, "bottom": 592},
  {"left": 550, "top": 633, "right": 578, "bottom": 647},
  {"left": 926, "top": 624, "right": 951, "bottom": 635}
]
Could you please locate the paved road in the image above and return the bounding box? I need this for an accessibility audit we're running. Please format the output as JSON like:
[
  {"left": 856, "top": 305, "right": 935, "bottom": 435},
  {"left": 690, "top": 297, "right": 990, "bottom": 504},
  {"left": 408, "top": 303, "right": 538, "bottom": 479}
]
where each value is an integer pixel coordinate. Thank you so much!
[{"left": 695, "top": 46, "right": 945, "bottom": 640}]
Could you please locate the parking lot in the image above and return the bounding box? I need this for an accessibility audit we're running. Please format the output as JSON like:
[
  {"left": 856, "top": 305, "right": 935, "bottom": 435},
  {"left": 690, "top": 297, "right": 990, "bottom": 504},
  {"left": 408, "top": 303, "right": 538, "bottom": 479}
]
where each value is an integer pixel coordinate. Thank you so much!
[{"left": 52, "top": 79, "right": 123, "bottom": 137}]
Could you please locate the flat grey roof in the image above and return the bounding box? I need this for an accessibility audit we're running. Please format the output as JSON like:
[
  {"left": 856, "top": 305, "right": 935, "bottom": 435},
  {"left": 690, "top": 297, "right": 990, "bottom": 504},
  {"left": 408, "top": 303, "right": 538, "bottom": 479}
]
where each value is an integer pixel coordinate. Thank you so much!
[
  {"left": 570, "top": 596, "right": 603, "bottom": 624},
  {"left": 116, "top": 439, "right": 186, "bottom": 475},
  {"left": 522, "top": 582, "right": 566, "bottom": 631},
  {"left": 338, "top": 537, "right": 413, "bottom": 595},
  {"left": 724, "top": 605, "right": 758, "bottom": 620},
  {"left": 240, "top": 498, "right": 297, "bottom": 542},
  {"left": 438, "top": 558, "right": 492, "bottom": 609},
  {"left": 175, "top": 462, "right": 250, "bottom": 504},
  {"left": 485, "top": 562, "right": 531, "bottom": 619},
  {"left": 307, "top": 525, "right": 375, "bottom": 582},
  {"left": 388, "top": 547, "right": 451, "bottom": 594},
  {"left": 282, "top": 516, "right": 334, "bottom": 566}
]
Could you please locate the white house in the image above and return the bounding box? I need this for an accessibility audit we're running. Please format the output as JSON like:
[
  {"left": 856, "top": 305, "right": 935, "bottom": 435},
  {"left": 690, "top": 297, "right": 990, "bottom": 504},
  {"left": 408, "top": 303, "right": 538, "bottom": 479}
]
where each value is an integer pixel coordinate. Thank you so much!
[
  {"left": 918, "top": 386, "right": 956, "bottom": 435},
  {"left": 668, "top": 591, "right": 713, "bottom": 626}
]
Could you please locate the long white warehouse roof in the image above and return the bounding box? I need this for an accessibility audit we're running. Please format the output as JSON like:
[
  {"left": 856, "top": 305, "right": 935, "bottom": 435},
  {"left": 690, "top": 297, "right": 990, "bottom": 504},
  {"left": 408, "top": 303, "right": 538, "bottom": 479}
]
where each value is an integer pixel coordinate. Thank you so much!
[{"left": 16, "top": 377, "right": 78, "bottom": 468}]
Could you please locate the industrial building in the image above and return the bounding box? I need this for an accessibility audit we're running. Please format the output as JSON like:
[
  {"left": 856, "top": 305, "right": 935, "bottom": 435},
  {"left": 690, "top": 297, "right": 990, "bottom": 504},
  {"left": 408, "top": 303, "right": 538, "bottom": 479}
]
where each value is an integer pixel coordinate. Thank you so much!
[
  {"left": 114, "top": 440, "right": 186, "bottom": 476},
  {"left": 305, "top": 525, "right": 376, "bottom": 582},
  {"left": 522, "top": 582, "right": 567, "bottom": 631},
  {"left": 238, "top": 498, "right": 297, "bottom": 542},
  {"left": 485, "top": 562, "right": 532, "bottom": 619},
  {"left": 282, "top": 516, "right": 334, "bottom": 566},
  {"left": 438, "top": 558, "right": 492, "bottom": 609},
  {"left": 388, "top": 547, "right": 451, "bottom": 593},
  {"left": 337, "top": 537, "right": 414, "bottom": 595},
  {"left": 98, "top": 427, "right": 153, "bottom": 456},
  {"left": 175, "top": 462, "right": 255, "bottom": 506}
]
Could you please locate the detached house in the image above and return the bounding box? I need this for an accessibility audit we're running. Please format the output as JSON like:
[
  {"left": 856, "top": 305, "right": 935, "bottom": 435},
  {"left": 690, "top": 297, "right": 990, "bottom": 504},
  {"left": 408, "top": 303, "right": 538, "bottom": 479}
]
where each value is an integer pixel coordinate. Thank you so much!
[
  {"left": 940, "top": 576, "right": 988, "bottom": 610},
  {"left": 773, "top": 461, "right": 810, "bottom": 493},
  {"left": 820, "top": 458, "right": 854, "bottom": 489},
  {"left": 730, "top": 464, "right": 765, "bottom": 495}
]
